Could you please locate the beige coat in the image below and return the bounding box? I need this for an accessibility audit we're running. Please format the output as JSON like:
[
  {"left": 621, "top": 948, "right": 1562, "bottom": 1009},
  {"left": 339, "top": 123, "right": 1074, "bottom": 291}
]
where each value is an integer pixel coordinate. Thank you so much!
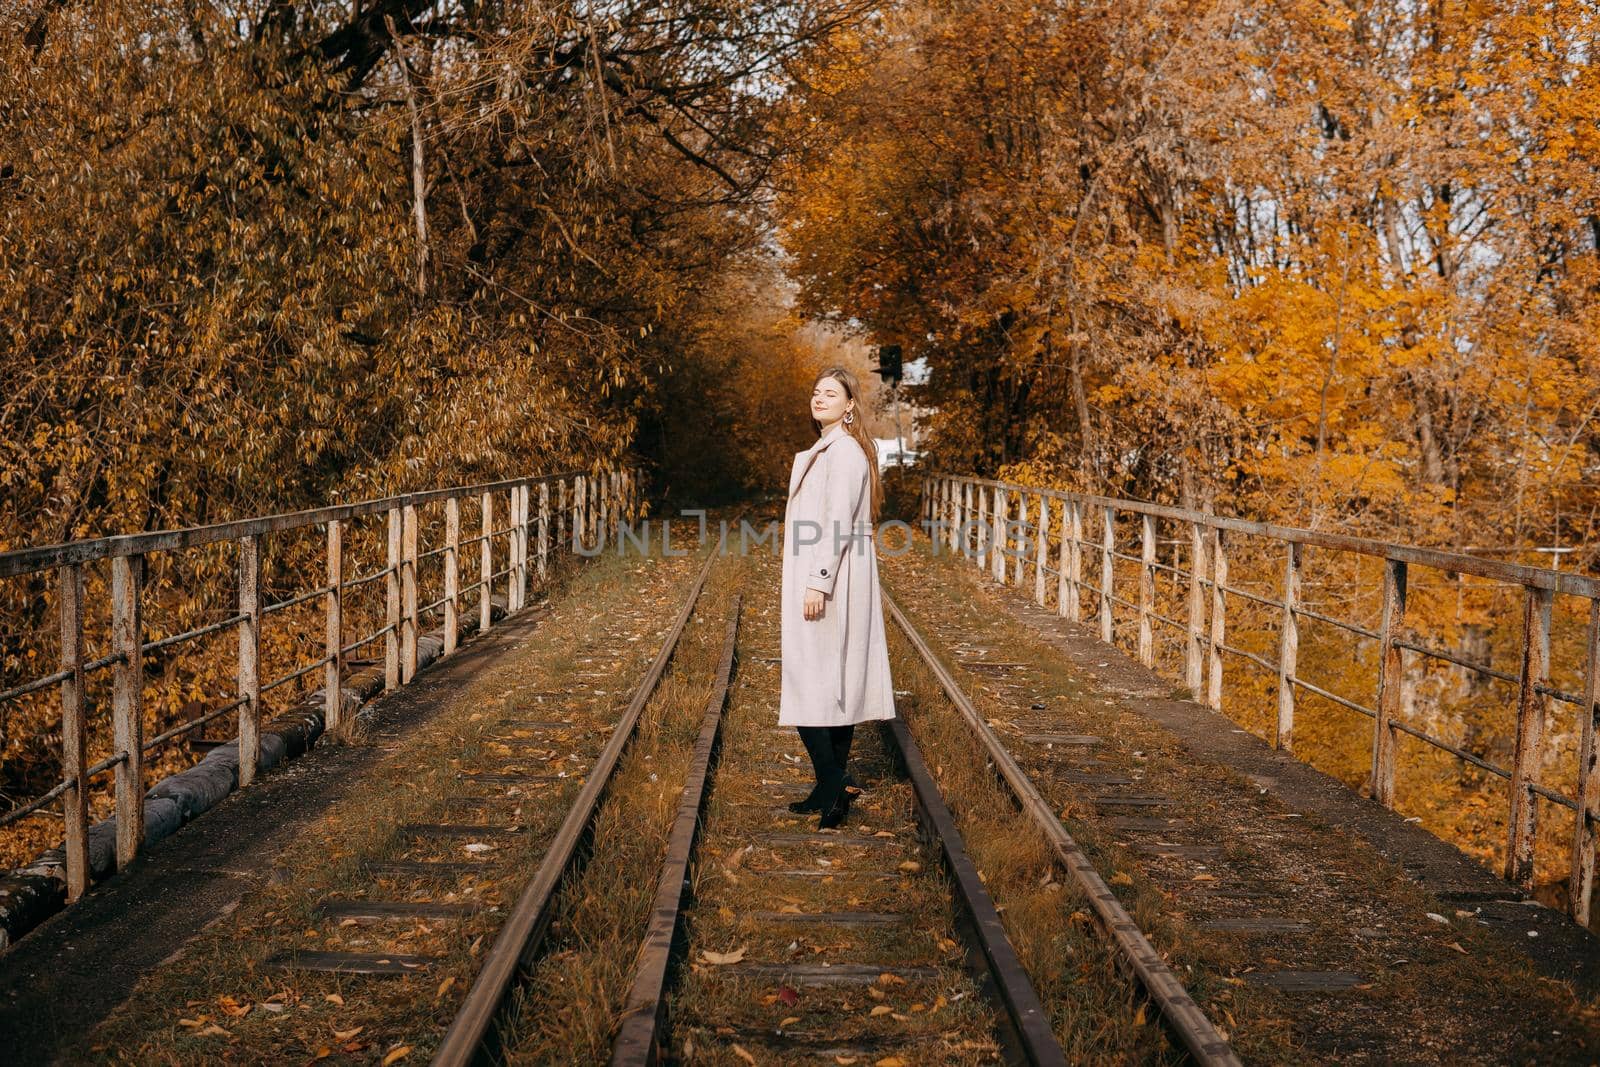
[{"left": 779, "top": 422, "right": 897, "bottom": 727}]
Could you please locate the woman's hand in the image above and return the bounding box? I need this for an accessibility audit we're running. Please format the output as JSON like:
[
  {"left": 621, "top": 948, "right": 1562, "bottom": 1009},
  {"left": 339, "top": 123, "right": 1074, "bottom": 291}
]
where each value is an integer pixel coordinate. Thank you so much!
[{"left": 803, "top": 588, "right": 826, "bottom": 620}]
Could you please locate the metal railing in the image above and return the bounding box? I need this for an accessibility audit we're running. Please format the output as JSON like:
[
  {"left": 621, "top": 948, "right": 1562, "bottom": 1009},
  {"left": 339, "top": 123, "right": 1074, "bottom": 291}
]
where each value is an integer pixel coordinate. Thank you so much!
[
  {"left": 0, "top": 464, "right": 637, "bottom": 903},
  {"left": 921, "top": 473, "right": 1600, "bottom": 927}
]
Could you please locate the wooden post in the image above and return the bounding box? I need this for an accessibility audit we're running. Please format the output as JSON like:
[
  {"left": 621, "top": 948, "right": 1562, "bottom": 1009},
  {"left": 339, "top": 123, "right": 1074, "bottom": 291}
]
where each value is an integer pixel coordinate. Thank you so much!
[
  {"left": 325, "top": 520, "right": 343, "bottom": 733},
  {"left": 237, "top": 535, "right": 261, "bottom": 788},
  {"left": 1372, "top": 558, "right": 1407, "bottom": 809},
  {"left": 111, "top": 555, "right": 144, "bottom": 869},
  {"left": 1207, "top": 528, "right": 1227, "bottom": 711},
  {"left": 582, "top": 479, "right": 595, "bottom": 556},
  {"left": 444, "top": 498, "right": 460, "bottom": 656},
  {"left": 1276, "top": 541, "right": 1301, "bottom": 752},
  {"left": 1506, "top": 585, "right": 1553, "bottom": 889},
  {"left": 1138, "top": 514, "right": 1156, "bottom": 668},
  {"left": 480, "top": 491, "right": 493, "bottom": 633},
  {"left": 1185, "top": 521, "right": 1207, "bottom": 699},
  {"left": 601, "top": 471, "right": 611, "bottom": 546},
  {"left": 1065, "top": 501, "right": 1084, "bottom": 623},
  {"left": 921, "top": 477, "right": 930, "bottom": 528},
  {"left": 401, "top": 503, "right": 419, "bottom": 682},
  {"left": 976, "top": 483, "right": 989, "bottom": 571},
  {"left": 1055, "top": 499, "right": 1070, "bottom": 618},
  {"left": 991, "top": 487, "right": 1006, "bottom": 583},
  {"left": 558, "top": 477, "right": 568, "bottom": 557},
  {"left": 58, "top": 564, "right": 88, "bottom": 901},
  {"left": 1034, "top": 493, "right": 1049, "bottom": 606},
  {"left": 1012, "top": 491, "right": 1027, "bottom": 586},
  {"left": 1571, "top": 600, "right": 1600, "bottom": 926},
  {"left": 385, "top": 507, "right": 401, "bottom": 690},
  {"left": 1099, "top": 506, "right": 1115, "bottom": 644},
  {"left": 508, "top": 486, "right": 523, "bottom": 613},
  {"left": 962, "top": 481, "right": 973, "bottom": 559},
  {"left": 538, "top": 481, "right": 550, "bottom": 584}
]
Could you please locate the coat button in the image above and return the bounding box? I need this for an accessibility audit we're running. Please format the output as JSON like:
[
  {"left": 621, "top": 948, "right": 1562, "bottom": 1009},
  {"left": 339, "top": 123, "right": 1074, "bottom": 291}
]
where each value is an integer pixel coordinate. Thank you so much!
[{"left": 820, "top": 568, "right": 827, "bottom": 575}]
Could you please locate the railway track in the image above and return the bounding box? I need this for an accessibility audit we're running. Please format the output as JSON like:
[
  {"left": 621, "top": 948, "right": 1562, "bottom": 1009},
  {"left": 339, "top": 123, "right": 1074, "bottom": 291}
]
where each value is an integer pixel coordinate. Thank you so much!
[
  {"left": 259, "top": 516, "right": 1234, "bottom": 1065},
  {"left": 421, "top": 546, "right": 1069, "bottom": 1063},
  {"left": 882, "top": 590, "right": 1243, "bottom": 1066}
]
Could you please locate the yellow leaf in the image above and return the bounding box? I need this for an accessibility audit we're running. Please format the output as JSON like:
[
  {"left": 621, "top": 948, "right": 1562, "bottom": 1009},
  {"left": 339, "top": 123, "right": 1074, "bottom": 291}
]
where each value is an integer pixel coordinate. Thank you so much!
[
  {"left": 381, "top": 1046, "right": 412, "bottom": 1065},
  {"left": 1110, "top": 871, "right": 1133, "bottom": 886},
  {"left": 732, "top": 1044, "right": 757, "bottom": 1064},
  {"left": 701, "top": 947, "right": 747, "bottom": 965},
  {"left": 334, "top": 1028, "right": 364, "bottom": 1041},
  {"left": 780, "top": 1016, "right": 801, "bottom": 1027},
  {"left": 869, "top": 1004, "right": 893, "bottom": 1016},
  {"left": 324, "top": 994, "right": 345, "bottom": 1006}
]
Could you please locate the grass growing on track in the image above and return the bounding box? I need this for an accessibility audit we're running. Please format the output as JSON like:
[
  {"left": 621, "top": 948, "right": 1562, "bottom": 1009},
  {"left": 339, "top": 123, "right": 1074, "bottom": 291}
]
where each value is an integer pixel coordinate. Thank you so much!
[
  {"left": 69, "top": 536, "right": 708, "bottom": 1065},
  {"left": 496, "top": 555, "right": 748, "bottom": 1062}
]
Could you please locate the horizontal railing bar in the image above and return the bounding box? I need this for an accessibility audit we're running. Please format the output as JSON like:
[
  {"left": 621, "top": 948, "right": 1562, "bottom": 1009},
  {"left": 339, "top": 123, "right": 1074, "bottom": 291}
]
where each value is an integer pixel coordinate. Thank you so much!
[
  {"left": 342, "top": 566, "right": 395, "bottom": 590},
  {"left": 419, "top": 595, "right": 449, "bottom": 616},
  {"left": 1289, "top": 675, "right": 1375, "bottom": 718},
  {"left": 1217, "top": 641, "right": 1277, "bottom": 675},
  {"left": 142, "top": 613, "right": 248, "bottom": 654},
  {"left": 0, "top": 777, "right": 74, "bottom": 829},
  {"left": 1150, "top": 608, "right": 1188, "bottom": 631},
  {"left": 459, "top": 534, "right": 488, "bottom": 548},
  {"left": 0, "top": 668, "right": 74, "bottom": 706},
  {"left": 419, "top": 545, "right": 450, "bottom": 561},
  {"left": 1384, "top": 716, "right": 1514, "bottom": 783},
  {"left": 0, "top": 469, "right": 585, "bottom": 579},
  {"left": 936, "top": 474, "right": 1600, "bottom": 598},
  {"left": 1394, "top": 637, "right": 1520, "bottom": 687},
  {"left": 341, "top": 625, "right": 394, "bottom": 656},
  {"left": 263, "top": 585, "right": 334, "bottom": 616},
  {"left": 263, "top": 656, "right": 334, "bottom": 694},
  {"left": 1293, "top": 605, "right": 1380, "bottom": 641},
  {"left": 143, "top": 696, "right": 248, "bottom": 753},
  {"left": 1217, "top": 582, "right": 1281, "bottom": 610},
  {"left": 1106, "top": 591, "right": 1139, "bottom": 610}
]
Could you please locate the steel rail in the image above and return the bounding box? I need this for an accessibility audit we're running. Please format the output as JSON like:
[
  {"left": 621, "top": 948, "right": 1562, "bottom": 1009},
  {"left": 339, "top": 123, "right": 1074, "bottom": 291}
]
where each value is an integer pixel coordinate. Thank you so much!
[
  {"left": 883, "top": 588, "right": 1242, "bottom": 1067},
  {"left": 880, "top": 716, "right": 1069, "bottom": 1066},
  {"left": 431, "top": 536, "right": 723, "bottom": 1067},
  {"left": 608, "top": 595, "right": 742, "bottom": 1066}
]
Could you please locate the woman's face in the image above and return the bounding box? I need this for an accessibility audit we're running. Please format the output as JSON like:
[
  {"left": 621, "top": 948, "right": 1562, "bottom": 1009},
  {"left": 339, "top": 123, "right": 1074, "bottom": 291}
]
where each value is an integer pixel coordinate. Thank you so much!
[{"left": 811, "top": 375, "right": 851, "bottom": 426}]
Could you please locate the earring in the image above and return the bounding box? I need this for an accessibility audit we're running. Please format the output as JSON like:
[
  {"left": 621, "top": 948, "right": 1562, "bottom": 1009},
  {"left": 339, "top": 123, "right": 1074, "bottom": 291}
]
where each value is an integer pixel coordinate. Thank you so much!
[{"left": 843, "top": 409, "right": 854, "bottom": 425}]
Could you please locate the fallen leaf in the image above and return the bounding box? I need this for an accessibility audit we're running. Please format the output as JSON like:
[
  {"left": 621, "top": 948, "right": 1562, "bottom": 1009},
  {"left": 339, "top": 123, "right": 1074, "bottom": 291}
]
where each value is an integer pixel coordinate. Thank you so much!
[
  {"left": 780, "top": 1016, "right": 801, "bottom": 1027},
  {"left": 701, "top": 947, "right": 747, "bottom": 965},
  {"left": 870, "top": 1005, "right": 893, "bottom": 1016},
  {"left": 436, "top": 976, "right": 456, "bottom": 1000},
  {"left": 334, "top": 1028, "right": 363, "bottom": 1041},
  {"left": 732, "top": 1044, "right": 757, "bottom": 1064},
  {"left": 1110, "top": 871, "right": 1133, "bottom": 886},
  {"left": 897, "top": 861, "right": 921, "bottom": 874},
  {"left": 875, "top": 1057, "right": 909, "bottom": 1067},
  {"left": 381, "top": 1045, "right": 412, "bottom": 1065},
  {"left": 324, "top": 994, "right": 345, "bottom": 1006},
  {"left": 777, "top": 984, "right": 799, "bottom": 1006}
]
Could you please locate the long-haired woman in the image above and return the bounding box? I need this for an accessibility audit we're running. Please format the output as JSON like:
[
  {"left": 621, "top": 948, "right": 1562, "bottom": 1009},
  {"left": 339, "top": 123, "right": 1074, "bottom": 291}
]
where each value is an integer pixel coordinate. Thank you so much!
[{"left": 778, "top": 366, "right": 897, "bottom": 829}]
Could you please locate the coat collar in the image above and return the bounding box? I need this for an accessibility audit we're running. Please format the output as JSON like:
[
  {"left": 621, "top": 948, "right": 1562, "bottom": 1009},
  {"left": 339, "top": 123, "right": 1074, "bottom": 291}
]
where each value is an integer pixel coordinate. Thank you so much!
[{"left": 789, "top": 422, "right": 850, "bottom": 497}]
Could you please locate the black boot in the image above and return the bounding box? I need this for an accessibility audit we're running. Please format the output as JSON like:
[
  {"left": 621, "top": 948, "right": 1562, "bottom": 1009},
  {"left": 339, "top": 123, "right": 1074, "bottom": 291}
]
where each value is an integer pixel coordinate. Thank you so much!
[
  {"left": 788, "top": 726, "right": 836, "bottom": 814},
  {"left": 795, "top": 726, "right": 847, "bottom": 828},
  {"left": 830, "top": 724, "right": 861, "bottom": 793}
]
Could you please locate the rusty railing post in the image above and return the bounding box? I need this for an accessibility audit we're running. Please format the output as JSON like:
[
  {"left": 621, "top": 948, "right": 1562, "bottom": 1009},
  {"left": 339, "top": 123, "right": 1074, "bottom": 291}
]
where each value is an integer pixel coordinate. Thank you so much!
[
  {"left": 480, "top": 492, "right": 493, "bottom": 633},
  {"left": 111, "top": 554, "right": 144, "bottom": 868},
  {"left": 401, "top": 502, "right": 419, "bottom": 682},
  {"left": 1055, "top": 499, "right": 1070, "bottom": 617},
  {"left": 1066, "top": 501, "right": 1084, "bottom": 623},
  {"left": 58, "top": 563, "right": 88, "bottom": 901},
  {"left": 1506, "top": 585, "right": 1553, "bottom": 889},
  {"left": 538, "top": 481, "right": 550, "bottom": 584},
  {"left": 1186, "top": 520, "right": 1207, "bottom": 699},
  {"left": 962, "top": 481, "right": 973, "bottom": 559},
  {"left": 1012, "top": 490, "right": 1027, "bottom": 586},
  {"left": 1207, "top": 528, "right": 1227, "bottom": 711},
  {"left": 444, "top": 499, "right": 459, "bottom": 656},
  {"left": 1277, "top": 541, "right": 1301, "bottom": 752},
  {"left": 385, "top": 507, "right": 401, "bottom": 689},
  {"left": 991, "top": 486, "right": 1007, "bottom": 583},
  {"left": 976, "top": 482, "right": 989, "bottom": 572},
  {"left": 325, "top": 519, "right": 343, "bottom": 732},
  {"left": 1035, "top": 492, "right": 1050, "bottom": 606},
  {"left": 1139, "top": 513, "right": 1156, "bottom": 668},
  {"left": 1571, "top": 600, "right": 1600, "bottom": 925},
  {"left": 1100, "top": 505, "right": 1115, "bottom": 644},
  {"left": 237, "top": 535, "right": 261, "bottom": 787},
  {"left": 1372, "top": 558, "right": 1407, "bottom": 809}
]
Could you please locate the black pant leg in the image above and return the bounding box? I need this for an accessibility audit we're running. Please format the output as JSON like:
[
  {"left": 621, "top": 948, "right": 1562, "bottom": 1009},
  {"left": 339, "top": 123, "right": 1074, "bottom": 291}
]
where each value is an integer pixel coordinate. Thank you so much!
[
  {"left": 828, "top": 724, "right": 855, "bottom": 770},
  {"left": 797, "top": 725, "right": 840, "bottom": 785}
]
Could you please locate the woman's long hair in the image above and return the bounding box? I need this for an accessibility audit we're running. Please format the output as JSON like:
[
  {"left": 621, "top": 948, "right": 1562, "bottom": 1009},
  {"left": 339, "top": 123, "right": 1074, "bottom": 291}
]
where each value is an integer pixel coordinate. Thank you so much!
[{"left": 810, "top": 365, "right": 883, "bottom": 525}]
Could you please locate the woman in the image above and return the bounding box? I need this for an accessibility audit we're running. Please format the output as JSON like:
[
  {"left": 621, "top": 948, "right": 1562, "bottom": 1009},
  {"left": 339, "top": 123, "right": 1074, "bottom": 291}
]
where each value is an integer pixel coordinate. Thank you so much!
[{"left": 779, "top": 366, "right": 897, "bottom": 830}]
